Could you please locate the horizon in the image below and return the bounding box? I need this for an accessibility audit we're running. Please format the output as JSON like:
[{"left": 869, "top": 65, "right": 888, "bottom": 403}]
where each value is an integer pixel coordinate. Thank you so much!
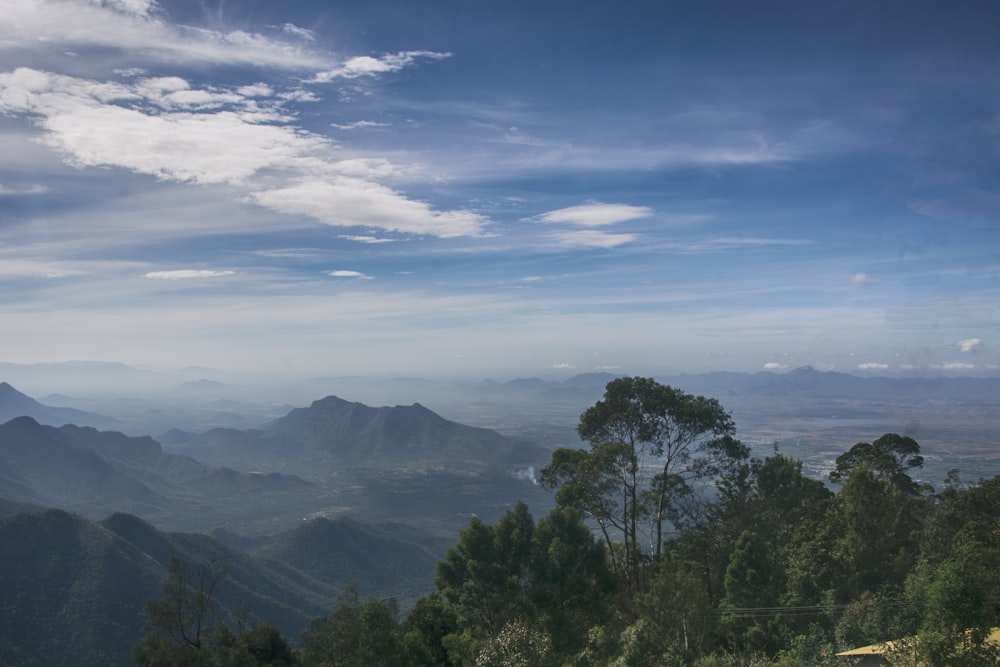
[
  {"left": 2, "top": 1, "right": 998, "bottom": 377},
  {"left": 2, "top": 357, "right": 1000, "bottom": 401}
]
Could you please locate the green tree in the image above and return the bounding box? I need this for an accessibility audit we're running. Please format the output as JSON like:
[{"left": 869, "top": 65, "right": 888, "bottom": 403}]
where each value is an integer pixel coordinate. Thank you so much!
[
  {"left": 435, "top": 501, "right": 534, "bottom": 636},
  {"left": 721, "top": 530, "right": 783, "bottom": 653},
  {"left": 133, "top": 557, "right": 227, "bottom": 667},
  {"left": 640, "top": 555, "right": 716, "bottom": 660},
  {"left": 542, "top": 377, "right": 745, "bottom": 590},
  {"left": 148, "top": 556, "right": 225, "bottom": 651},
  {"left": 829, "top": 433, "right": 924, "bottom": 495},
  {"left": 898, "top": 477, "right": 1000, "bottom": 666},
  {"left": 399, "top": 593, "right": 461, "bottom": 667},
  {"left": 133, "top": 557, "right": 296, "bottom": 667},
  {"left": 298, "top": 585, "right": 401, "bottom": 667},
  {"left": 529, "top": 507, "right": 617, "bottom": 657},
  {"left": 473, "top": 619, "right": 554, "bottom": 667}
]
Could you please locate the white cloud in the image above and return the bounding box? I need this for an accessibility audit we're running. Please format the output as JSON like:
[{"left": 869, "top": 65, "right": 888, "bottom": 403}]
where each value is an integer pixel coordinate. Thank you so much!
[
  {"left": 328, "top": 270, "right": 372, "bottom": 279},
  {"left": 339, "top": 235, "right": 396, "bottom": 244},
  {"left": 99, "top": 0, "right": 157, "bottom": 17},
  {"left": 659, "top": 237, "right": 813, "bottom": 254},
  {"left": 851, "top": 272, "right": 878, "bottom": 286},
  {"left": 310, "top": 51, "right": 451, "bottom": 83},
  {"left": 0, "top": 68, "right": 327, "bottom": 185},
  {"left": 144, "top": 270, "right": 234, "bottom": 280},
  {"left": 237, "top": 83, "right": 274, "bottom": 98},
  {"left": 941, "top": 362, "right": 975, "bottom": 370},
  {"left": 331, "top": 120, "right": 390, "bottom": 130},
  {"left": 0, "top": 258, "right": 85, "bottom": 277},
  {"left": 0, "top": 183, "right": 48, "bottom": 195},
  {"left": 251, "top": 179, "right": 488, "bottom": 238},
  {"left": 547, "top": 230, "right": 637, "bottom": 248},
  {"left": 763, "top": 362, "right": 788, "bottom": 370},
  {"left": 280, "top": 23, "right": 315, "bottom": 41},
  {"left": 958, "top": 337, "right": 982, "bottom": 352},
  {"left": 0, "top": 67, "right": 489, "bottom": 237},
  {"left": 856, "top": 362, "right": 890, "bottom": 370},
  {"left": 1, "top": 0, "right": 332, "bottom": 70},
  {"left": 538, "top": 202, "right": 654, "bottom": 227},
  {"left": 552, "top": 363, "right": 575, "bottom": 369}
]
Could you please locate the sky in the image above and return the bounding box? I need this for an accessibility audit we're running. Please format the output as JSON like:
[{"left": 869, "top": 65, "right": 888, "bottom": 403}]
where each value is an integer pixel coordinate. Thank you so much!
[{"left": 0, "top": 0, "right": 998, "bottom": 379}]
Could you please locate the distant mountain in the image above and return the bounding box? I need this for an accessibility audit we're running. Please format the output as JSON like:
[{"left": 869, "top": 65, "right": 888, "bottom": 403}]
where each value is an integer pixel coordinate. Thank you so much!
[
  {"left": 663, "top": 367, "right": 1000, "bottom": 404},
  {"left": 269, "top": 396, "right": 544, "bottom": 466},
  {"left": 0, "top": 508, "right": 336, "bottom": 667},
  {"left": 168, "top": 395, "right": 546, "bottom": 474},
  {"left": 175, "top": 378, "right": 235, "bottom": 395},
  {"left": 0, "top": 416, "right": 166, "bottom": 515},
  {"left": 0, "top": 381, "right": 115, "bottom": 428},
  {"left": 161, "top": 396, "right": 554, "bottom": 536},
  {"left": 0, "top": 417, "right": 314, "bottom": 528}
]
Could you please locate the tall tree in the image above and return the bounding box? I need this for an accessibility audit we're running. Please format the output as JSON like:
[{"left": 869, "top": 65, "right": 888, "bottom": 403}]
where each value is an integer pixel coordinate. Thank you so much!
[
  {"left": 528, "top": 507, "right": 617, "bottom": 656},
  {"left": 435, "top": 502, "right": 534, "bottom": 635},
  {"left": 134, "top": 557, "right": 297, "bottom": 667},
  {"left": 542, "top": 377, "right": 745, "bottom": 588},
  {"left": 298, "top": 585, "right": 401, "bottom": 667},
  {"left": 829, "top": 433, "right": 924, "bottom": 495}
]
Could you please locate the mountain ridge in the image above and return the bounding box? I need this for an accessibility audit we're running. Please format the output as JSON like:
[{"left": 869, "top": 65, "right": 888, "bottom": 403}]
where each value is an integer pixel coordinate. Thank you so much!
[{"left": 0, "top": 381, "right": 115, "bottom": 428}]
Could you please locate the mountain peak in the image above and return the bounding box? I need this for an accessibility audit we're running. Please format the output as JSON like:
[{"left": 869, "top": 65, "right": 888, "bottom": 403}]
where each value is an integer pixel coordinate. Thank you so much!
[{"left": 263, "top": 394, "right": 543, "bottom": 468}]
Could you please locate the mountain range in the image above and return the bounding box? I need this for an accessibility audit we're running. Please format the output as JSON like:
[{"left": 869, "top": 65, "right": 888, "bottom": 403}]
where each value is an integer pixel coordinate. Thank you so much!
[
  {"left": 0, "top": 507, "right": 437, "bottom": 667},
  {"left": 165, "top": 394, "right": 545, "bottom": 474},
  {"left": 0, "top": 416, "right": 316, "bottom": 531},
  {"left": 0, "top": 381, "right": 115, "bottom": 428}
]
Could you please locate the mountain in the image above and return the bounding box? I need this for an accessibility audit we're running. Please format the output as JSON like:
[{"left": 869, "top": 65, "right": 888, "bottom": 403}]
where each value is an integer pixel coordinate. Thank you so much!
[
  {"left": 254, "top": 516, "right": 438, "bottom": 606},
  {"left": 161, "top": 396, "right": 554, "bottom": 535},
  {"left": 0, "top": 381, "right": 115, "bottom": 428},
  {"left": 268, "top": 396, "right": 544, "bottom": 466},
  {"left": 0, "top": 508, "right": 336, "bottom": 667},
  {"left": 0, "top": 417, "right": 316, "bottom": 530},
  {"left": 167, "top": 395, "right": 546, "bottom": 475},
  {"left": 0, "top": 416, "right": 167, "bottom": 516}
]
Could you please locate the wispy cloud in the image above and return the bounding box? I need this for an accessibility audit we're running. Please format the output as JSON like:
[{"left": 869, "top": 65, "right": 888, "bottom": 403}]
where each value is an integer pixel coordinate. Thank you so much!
[
  {"left": 851, "top": 272, "right": 878, "bottom": 286},
  {"left": 338, "top": 235, "right": 396, "bottom": 244},
  {"left": 280, "top": 23, "right": 315, "bottom": 42},
  {"left": 331, "top": 120, "right": 390, "bottom": 130},
  {"left": 2, "top": 0, "right": 333, "bottom": 70},
  {"left": 251, "top": 179, "right": 488, "bottom": 237},
  {"left": 857, "top": 362, "right": 889, "bottom": 370},
  {"left": 547, "top": 230, "right": 637, "bottom": 248},
  {"left": 0, "top": 68, "right": 326, "bottom": 185},
  {"left": 958, "top": 338, "right": 982, "bottom": 353},
  {"left": 144, "top": 270, "right": 235, "bottom": 280},
  {"left": 0, "top": 65, "right": 488, "bottom": 237},
  {"left": 310, "top": 51, "right": 451, "bottom": 83},
  {"left": 329, "top": 270, "right": 373, "bottom": 279},
  {"left": 0, "top": 183, "right": 49, "bottom": 196},
  {"left": 537, "top": 202, "right": 654, "bottom": 227}
]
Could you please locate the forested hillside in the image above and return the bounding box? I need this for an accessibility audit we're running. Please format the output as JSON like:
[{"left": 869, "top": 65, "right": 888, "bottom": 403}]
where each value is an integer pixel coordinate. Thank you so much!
[
  {"left": 127, "top": 378, "right": 1000, "bottom": 667},
  {"left": 2, "top": 377, "right": 998, "bottom": 666}
]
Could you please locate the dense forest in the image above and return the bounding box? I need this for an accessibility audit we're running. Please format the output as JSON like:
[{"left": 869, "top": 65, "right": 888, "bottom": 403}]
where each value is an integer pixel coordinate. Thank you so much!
[{"left": 126, "top": 377, "right": 1000, "bottom": 666}]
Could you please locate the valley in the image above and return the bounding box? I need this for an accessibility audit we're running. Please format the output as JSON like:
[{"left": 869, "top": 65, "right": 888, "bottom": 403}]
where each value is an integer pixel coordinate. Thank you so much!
[{"left": 1, "top": 366, "right": 999, "bottom": 666}]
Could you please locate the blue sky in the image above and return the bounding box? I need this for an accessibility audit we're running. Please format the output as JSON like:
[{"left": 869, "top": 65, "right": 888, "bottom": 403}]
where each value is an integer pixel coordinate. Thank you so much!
[{"left": 0, "top": 0, "right": 997, "bottom": 378}]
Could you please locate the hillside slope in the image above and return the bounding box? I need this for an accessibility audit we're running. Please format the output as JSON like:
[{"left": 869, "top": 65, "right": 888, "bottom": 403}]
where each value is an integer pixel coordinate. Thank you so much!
[{"left": 0, "top": 509, "right": 336, "bottom": 667}]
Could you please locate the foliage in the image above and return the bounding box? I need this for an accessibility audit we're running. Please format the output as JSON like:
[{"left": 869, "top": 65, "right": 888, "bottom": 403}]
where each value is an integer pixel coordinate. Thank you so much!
[
  {"left": 297, "top": 585, "right": 402, "bottom": 667},
  {"left": 133, "top": 557, "right": 297, "bottom": 667},
  {"left": 473, "top": 619, "right": 554, "bottom": 667},
  {"left": 829, "top": 433, "right": 924, "bottom": 495},
  {"left": 16, "top": 382, "right": 1000, "bottom": 667},
  {"left": 542, "top": 377, "right": 746, "bottom": 593}
]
